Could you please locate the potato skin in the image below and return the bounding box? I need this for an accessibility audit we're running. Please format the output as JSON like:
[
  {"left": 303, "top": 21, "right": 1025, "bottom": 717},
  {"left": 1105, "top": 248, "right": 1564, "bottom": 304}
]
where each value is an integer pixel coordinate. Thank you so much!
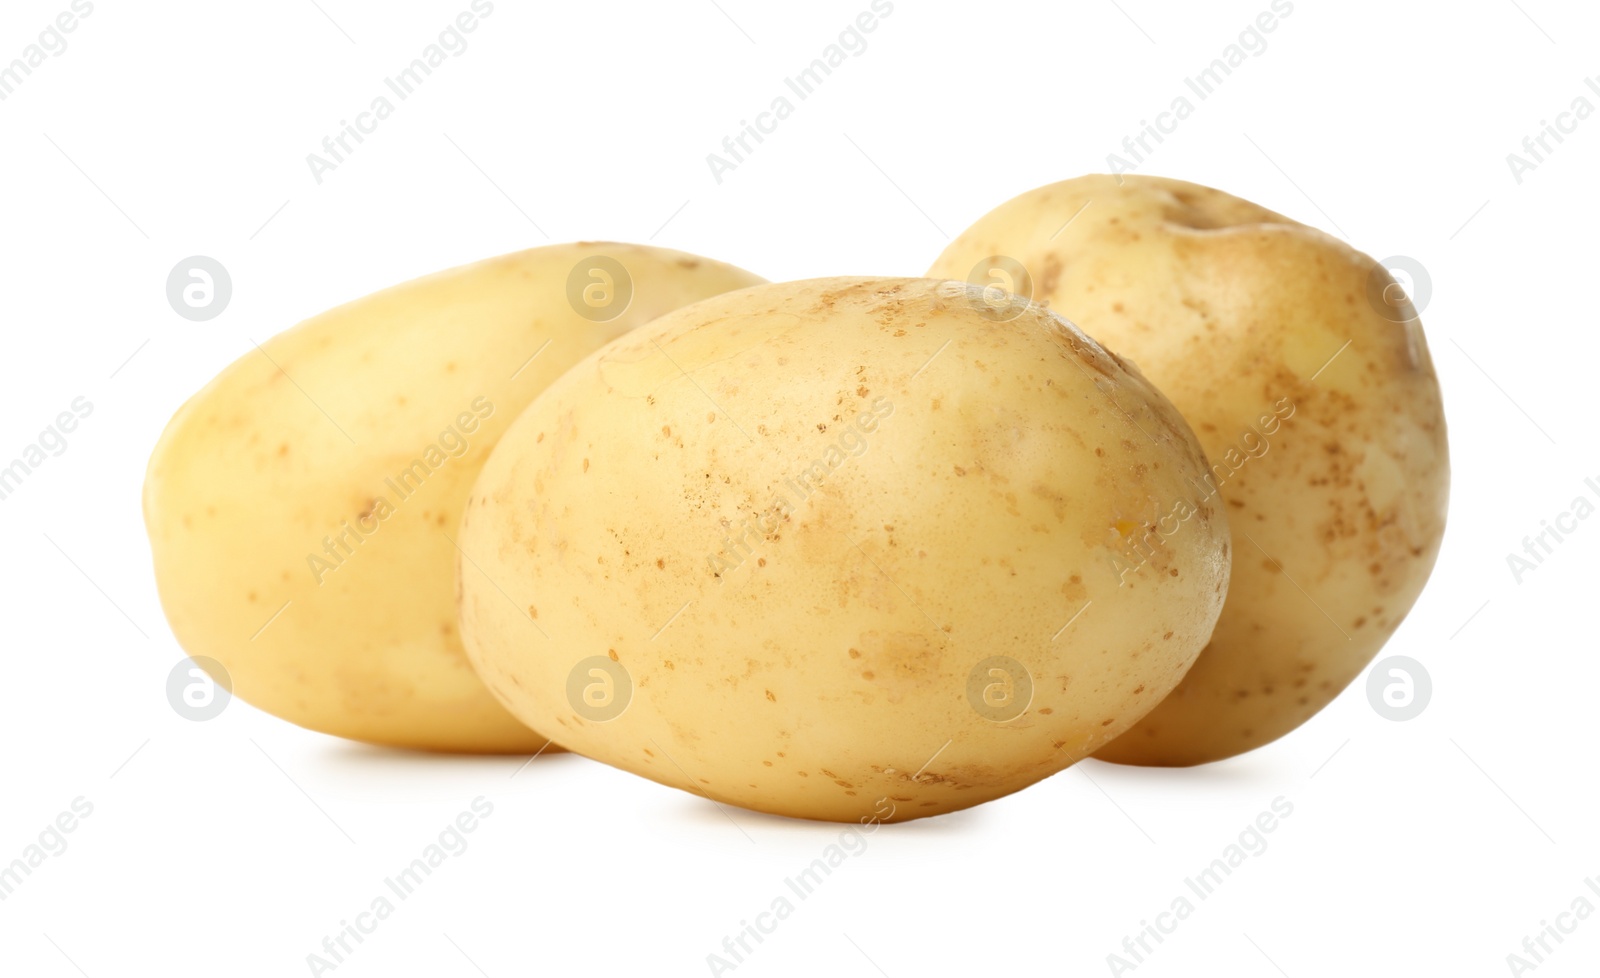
[
  {"left": 930, "top": 175, "right": 1450, "bottom": 765},
  {"left": 144, "top": 243, "right": 764, "bottom": 752},
  {"left": 457, "top": 277, "right": 1229, "bottom": 820}
]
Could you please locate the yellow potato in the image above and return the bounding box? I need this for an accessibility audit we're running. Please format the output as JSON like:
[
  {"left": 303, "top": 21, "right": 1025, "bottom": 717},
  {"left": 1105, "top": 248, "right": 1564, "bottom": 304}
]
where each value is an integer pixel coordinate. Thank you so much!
[
  {"left": 929, "top": 175, "right": 1449, "bottom": 765},
  {"left": 457, "top": 277, "right": 1230, "bottom": 820},
  {"left": 145, "top": 243, "right": 764, "bottom": 752}
]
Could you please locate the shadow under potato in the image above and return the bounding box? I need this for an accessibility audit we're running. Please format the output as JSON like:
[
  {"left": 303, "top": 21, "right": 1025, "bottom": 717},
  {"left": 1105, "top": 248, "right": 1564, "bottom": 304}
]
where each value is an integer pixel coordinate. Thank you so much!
[
  {"left": 665, "top": 789, "right": 988, "bottom": 836},
  {"left": 310, "top": 737, "right": 579, "bottom": 782}
]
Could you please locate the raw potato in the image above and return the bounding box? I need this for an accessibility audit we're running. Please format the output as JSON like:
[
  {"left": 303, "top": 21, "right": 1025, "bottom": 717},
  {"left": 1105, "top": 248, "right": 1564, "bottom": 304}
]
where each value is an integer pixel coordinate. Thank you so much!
[
  {"left": 145, "top": 243, "right": 764, "bottom": 752},
  {"left": 930, "top": 174, "right": 1449, "bottom": 765},
  {"left": 457, "top": 277, "right": 1230, "bottom": 821}
]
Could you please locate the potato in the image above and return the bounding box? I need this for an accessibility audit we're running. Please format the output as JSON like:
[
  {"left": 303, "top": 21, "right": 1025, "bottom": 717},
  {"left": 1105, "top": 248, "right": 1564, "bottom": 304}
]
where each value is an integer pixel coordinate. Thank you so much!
[
  {"left": 929, "top": 175, "right": 1449, "bottom": 765},
  {"left": 457, "top": 277, "right": 1230, "bottom": 821},
  {"left": 144, "top": 243, "right": 764, "bottom": 752}
]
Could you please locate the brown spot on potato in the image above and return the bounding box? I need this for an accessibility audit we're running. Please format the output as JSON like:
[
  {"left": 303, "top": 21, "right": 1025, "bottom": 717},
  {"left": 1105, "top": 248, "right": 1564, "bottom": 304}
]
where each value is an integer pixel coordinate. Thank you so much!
[{"left": 1039, "top": 253, "right": 1063, "bottom": 295}]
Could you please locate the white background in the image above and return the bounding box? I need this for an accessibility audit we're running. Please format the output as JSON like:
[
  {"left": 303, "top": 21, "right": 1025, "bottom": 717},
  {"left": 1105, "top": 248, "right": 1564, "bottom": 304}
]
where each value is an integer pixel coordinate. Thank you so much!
[{"left": 1, "top": 0, "right": 1595, "bottom": 975}]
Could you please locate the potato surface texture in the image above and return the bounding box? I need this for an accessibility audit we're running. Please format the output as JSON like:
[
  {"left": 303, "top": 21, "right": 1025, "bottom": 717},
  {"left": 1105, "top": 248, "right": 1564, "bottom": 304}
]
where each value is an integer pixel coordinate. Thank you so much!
[
  {"left": 458, "top": 277, "right": 1229, "bottom": 820},
  {"left": 929, "top": 175, "right": 1449, "bottom": 765},
  {"left": 145, "top": 243, "right": 764, "bottom": 752}
]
